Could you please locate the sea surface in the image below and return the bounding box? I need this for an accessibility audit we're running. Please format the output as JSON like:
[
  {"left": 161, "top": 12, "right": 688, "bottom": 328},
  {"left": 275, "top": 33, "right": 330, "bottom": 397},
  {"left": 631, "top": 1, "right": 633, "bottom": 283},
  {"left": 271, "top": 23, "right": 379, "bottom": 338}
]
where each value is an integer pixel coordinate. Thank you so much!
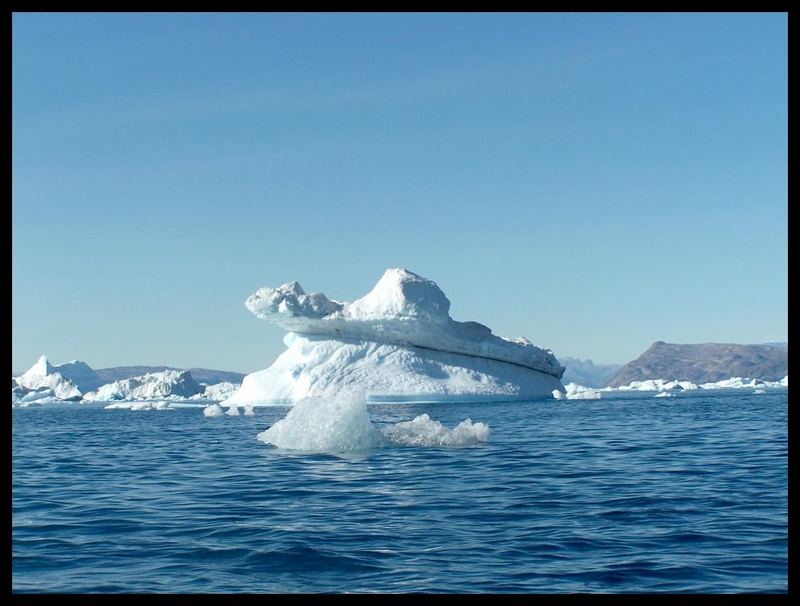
[{"left": 12, "top": 390, "right": 788, "bottom": 593}]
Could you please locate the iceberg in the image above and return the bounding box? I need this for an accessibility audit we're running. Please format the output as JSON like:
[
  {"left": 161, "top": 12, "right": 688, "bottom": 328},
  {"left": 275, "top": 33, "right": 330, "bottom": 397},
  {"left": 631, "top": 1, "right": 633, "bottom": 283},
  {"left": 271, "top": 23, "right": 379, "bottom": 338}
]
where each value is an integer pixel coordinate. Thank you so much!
[
  {"left": 257, "top": 393, "right": 490, "bottom": 452},
  {"left": 188, "top": 381, "right": 240, "bottom": 401},
  {"left": 203, "top": 404, "right": 225, "bottom": 417},
  {"left": 82, "top": 369, "right": 203, "bottom": 401},
  {"left": 563, "top": 382, "right": 602, "bottom": 400},
  {"left": 14, "top": 356, "right": 88, "bottom": 401},
  {"left": 224, "top": 268, "right": 565, "bottom": 405},
  {"left": 382, "top": 414, "right": 490, "bottom": 447}
]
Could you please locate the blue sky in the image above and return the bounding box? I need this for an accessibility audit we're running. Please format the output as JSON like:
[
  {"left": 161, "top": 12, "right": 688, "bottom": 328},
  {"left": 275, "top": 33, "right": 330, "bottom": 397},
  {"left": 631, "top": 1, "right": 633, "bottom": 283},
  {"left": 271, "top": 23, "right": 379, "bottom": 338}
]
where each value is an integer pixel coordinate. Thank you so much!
[{"left": 12, "top": 12, "right": 787, "bottom": 372}]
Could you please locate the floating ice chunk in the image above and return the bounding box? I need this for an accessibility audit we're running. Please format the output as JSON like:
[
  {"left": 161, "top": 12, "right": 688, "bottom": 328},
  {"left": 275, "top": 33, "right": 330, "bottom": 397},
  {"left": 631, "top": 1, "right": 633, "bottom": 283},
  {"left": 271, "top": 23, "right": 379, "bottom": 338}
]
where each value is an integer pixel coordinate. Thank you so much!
[
  {"left": 753, "top": 389, "right": 767, "bottom": 394},
  {"left": 382, "top": 414, "right": 489, "bottom": 447},
  {"left": 199, "top": 382, "right": 240, "bottom": 401},
  {"left": 563, "top": 383, "right": 602, "bottom": 400},
  {"left": 552, "top": 389, "right": 565, "bottom": 400},
  {"left": 258, "top": 394, "right": 383, "bottom": 452},
  {"left": 257, "top": 393, "right": 489, "bottom": 452},
  {"left": 242, "top": 405, "right": 255, "bottom": 416},
  {"left": 105, "top": 401, "right": 172, "bottom": 410},
  {"left": 19, "top": 388, "right": 58, "bottom": 403},
  {"left": 203, "top": 404, "right": 224, "bottom": 417},
  {"left": 654, "top": 391, "right": 675, "bottom": 398},
  {"left": 226, "top": 404, "right": 240, "bottom": 416},
  {"left": 567, "top": 390, "right": 602, "bottom": 400}
]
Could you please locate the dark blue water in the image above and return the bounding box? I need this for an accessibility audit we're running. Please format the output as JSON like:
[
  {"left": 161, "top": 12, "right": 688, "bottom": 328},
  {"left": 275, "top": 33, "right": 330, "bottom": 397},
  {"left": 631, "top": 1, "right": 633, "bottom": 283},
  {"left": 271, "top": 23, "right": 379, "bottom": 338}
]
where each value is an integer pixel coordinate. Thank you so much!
[{"left": 12, "top": 390, "right": 787, "bottom": 593}]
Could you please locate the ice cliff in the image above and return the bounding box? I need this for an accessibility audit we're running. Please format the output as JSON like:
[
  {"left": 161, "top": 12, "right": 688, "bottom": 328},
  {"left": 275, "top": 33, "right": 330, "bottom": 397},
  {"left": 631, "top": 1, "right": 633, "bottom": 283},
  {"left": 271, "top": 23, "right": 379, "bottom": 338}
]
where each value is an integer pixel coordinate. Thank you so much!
[{"left": 224, "top": 268, "right": 565, "bottom": 405}]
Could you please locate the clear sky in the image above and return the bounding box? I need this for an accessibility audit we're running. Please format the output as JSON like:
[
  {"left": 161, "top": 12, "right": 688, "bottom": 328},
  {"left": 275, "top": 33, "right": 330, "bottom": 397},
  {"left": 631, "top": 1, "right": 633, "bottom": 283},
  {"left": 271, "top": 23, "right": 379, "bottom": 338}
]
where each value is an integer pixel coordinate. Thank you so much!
[{"left": 12, "top": 12, "right": 787, "bottom": 373}]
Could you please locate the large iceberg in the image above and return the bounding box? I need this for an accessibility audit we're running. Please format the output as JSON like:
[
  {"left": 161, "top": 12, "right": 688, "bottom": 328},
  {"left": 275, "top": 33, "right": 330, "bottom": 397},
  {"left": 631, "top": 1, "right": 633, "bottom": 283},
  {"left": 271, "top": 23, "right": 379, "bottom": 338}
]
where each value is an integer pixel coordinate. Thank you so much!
[
  {"left": 13, "top": 355, "right": 102, "bottom": 401},
  {"left": 224, "top": 268, "right": 565, "bottom": 405},
  {"left": 82, "top": 369, "right": 204, "bottom": 401}
]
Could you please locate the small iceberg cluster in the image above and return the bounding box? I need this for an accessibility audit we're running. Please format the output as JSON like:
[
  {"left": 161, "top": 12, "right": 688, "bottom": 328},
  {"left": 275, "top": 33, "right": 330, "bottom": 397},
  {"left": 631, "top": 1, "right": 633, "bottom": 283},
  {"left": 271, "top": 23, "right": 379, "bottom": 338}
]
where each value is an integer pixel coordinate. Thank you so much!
[
  {"left": 12, "top": 355, "right": 242, "bottom": 406},
  {"left": 558, "top": 374, "right": 789, "bottom": 399},
  {"left": 203, "top": 403, "right": 254, "bottom": 417}
]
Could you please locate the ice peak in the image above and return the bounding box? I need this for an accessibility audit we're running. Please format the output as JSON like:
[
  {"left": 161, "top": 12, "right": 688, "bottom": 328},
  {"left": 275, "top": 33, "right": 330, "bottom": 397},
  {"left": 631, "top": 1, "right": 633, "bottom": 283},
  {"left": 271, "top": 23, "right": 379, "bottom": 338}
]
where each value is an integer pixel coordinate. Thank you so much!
[
  {"left": 348, "top": 268, "right": 451, "bottom": 323},
  {"left": 25, "top": 355, "right": 54, "bottom": 378},
  {"left": 279, "top": 281, "right": 305, "bottom": 296}
]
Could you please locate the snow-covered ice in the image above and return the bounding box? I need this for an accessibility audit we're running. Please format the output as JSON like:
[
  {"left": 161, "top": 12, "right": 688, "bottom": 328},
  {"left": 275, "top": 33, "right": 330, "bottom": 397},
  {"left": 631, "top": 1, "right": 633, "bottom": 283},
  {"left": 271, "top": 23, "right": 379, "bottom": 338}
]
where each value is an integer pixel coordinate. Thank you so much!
[
  {"left": 225, "top": 268, "right": 565, "bottom": 405},
  {"left": 83, "top": 369, "right": 204, "bottom": 401},
  {"left": 193, "top": 382, "right": 240, "bottom": 401},
  {"left": 14, "top": 356, "right": 88, "bottom": 401}
]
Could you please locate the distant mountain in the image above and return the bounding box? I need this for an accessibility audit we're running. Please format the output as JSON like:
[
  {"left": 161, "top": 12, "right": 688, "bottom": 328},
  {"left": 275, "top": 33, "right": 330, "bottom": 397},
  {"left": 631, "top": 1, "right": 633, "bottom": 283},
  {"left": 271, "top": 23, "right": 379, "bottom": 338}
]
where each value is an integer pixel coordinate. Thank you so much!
[
  {"left": 560, "top": 358, "right": 623, "bottom": 388},
  {"left": 96, "top": 366, "right": 245, "bottom": 385},
  {"left": 607, "top": 342, "right": 788, "bottom": 387}
]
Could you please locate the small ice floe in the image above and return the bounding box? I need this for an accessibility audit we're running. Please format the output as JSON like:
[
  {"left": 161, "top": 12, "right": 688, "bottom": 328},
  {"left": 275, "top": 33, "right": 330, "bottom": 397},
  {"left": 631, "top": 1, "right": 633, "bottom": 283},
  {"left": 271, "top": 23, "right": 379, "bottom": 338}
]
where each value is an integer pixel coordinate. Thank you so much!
[
  {"left": 653, "top": 391, "right": 675, "bottom": 398},
  {"left": 258, "top": 394, "right": 383, "bottom": 451},
  {"left": 753, "top": 389, "right": 767, "bottom": 395},
  {"left": 105, "top": 401, "right": 172, "bottom": 410},
  {"left": 563, "top": 383, "right": 602, "bottom": 400},
  {"left": 225, "top": 404, "right": 240, "bottom": 416},
  {"left": 203, "top": 404, "right": 225, "bottom": 417},
  {"left": 242, "top": 404, "right": 255, "bottom": 416},
  {"left": 382, "top": 414, "right": 489, "bottom": 447},
  {"left": 257, "top": 393, "right": 490, "bottom": 452}
]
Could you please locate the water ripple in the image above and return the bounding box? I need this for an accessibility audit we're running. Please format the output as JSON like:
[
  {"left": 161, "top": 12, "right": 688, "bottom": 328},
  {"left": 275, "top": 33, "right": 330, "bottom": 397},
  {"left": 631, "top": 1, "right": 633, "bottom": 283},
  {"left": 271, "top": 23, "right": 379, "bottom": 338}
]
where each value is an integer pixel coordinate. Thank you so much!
[{"left": 12, "top": 392, "right": 787, "bottom": 593}]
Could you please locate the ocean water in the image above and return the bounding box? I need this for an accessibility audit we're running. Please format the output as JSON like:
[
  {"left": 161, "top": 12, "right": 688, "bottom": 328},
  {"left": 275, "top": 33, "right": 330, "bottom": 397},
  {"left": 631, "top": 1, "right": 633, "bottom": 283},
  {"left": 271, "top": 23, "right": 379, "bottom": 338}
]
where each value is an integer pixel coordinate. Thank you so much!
[{"left": 12, "top": 390, "right": 787, "bottom": 593}]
